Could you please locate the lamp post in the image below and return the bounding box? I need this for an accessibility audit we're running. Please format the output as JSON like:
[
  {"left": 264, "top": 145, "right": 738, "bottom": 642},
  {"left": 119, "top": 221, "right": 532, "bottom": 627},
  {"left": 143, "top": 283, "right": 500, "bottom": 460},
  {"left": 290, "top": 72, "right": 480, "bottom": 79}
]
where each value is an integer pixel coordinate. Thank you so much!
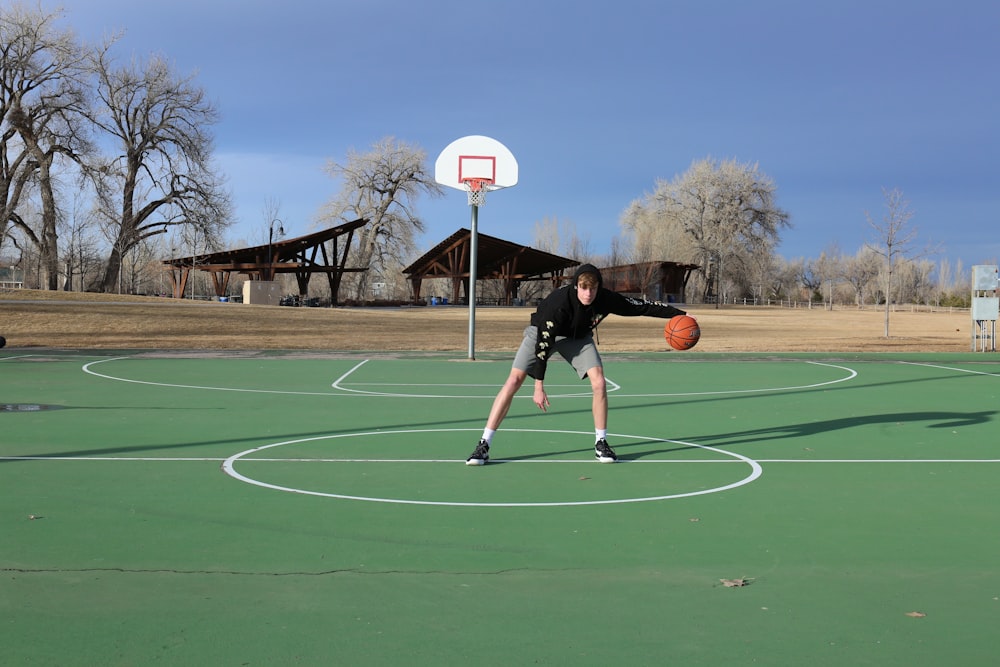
[{"left": 267, "top": 219, "right": 285, "bottom": 281}]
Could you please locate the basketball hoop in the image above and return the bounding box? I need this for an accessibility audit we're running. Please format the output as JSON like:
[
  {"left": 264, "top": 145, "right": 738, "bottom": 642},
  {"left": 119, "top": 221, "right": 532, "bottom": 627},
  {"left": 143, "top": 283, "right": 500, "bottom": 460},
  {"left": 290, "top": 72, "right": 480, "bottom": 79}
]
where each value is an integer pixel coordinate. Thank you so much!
[
  {"left": 462, "top": 177, "right": 493, "bottom": 207},
  {"left": 435, "top": 136, "right": 518, "bottom": 359}
]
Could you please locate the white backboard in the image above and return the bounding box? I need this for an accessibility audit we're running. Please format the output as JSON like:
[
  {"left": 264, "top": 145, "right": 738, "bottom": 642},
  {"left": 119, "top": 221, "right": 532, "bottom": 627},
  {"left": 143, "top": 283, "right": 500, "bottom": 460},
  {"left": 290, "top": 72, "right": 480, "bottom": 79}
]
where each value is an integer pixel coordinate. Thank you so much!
[{"left": 434, "top": 135, "right": 518, "bottom": 191}]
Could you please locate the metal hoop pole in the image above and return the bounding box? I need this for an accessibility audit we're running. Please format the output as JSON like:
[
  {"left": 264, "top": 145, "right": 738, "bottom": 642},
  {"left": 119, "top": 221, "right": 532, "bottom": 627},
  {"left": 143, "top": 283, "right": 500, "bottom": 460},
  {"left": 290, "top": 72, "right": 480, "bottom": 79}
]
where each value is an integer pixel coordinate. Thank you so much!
[{"left": 468, "top": 204, "right": 479, "bottom": 359}]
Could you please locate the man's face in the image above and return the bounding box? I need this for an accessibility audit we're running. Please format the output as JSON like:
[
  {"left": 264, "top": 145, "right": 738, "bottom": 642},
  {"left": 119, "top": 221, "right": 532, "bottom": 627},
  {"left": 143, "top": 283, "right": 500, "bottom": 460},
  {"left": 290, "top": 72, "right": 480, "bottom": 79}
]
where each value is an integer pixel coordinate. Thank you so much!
[{"left": 576, "top": 283, "right": 597, "bottom": 305}]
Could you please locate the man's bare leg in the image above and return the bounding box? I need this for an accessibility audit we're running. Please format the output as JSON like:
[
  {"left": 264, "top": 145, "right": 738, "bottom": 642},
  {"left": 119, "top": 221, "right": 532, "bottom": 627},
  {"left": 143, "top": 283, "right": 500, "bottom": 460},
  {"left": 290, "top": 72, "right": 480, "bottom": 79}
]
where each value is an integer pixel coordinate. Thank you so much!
[
  {"left": 588, "top": 366, "right": 608, "bottom": 430},
  {"left": 486, "top": 368, "right": 527, "bottom": 429},
  {"left": 588, "top": 366, "right": 616, "bottom": 462},
  {"left": 467, "top": 368, "right": 528, "bottom": 466}
]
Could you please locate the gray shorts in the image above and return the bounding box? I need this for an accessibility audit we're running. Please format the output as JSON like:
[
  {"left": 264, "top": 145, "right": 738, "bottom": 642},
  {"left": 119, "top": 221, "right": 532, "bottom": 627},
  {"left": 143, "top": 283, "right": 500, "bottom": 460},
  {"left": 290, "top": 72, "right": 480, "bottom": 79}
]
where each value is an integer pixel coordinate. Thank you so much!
[{"left": 511, "top": 326, "right": 603, "bottom": 380}]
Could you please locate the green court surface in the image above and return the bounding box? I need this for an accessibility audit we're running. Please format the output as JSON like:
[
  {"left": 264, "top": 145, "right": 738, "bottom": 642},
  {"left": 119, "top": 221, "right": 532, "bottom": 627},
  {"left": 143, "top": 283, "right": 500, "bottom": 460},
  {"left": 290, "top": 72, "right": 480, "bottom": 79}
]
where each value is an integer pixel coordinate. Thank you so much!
[{"left": 2, "top": 349, "right": 1000, "bottom": 666}]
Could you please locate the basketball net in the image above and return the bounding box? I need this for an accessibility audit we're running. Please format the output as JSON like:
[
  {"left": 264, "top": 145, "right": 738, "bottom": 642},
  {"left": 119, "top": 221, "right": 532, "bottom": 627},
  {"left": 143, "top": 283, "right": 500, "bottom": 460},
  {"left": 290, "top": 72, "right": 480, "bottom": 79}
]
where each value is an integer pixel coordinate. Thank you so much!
[{"left": 462, "top": 178, "right": 492, "bottom": 207}]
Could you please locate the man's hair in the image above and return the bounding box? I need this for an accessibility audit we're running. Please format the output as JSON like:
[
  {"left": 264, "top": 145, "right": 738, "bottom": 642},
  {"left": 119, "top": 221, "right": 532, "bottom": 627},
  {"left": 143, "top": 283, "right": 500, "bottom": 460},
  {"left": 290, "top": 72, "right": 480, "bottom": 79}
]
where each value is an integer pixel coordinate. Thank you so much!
[{"left": 576, "top": 272, "right": 600, "bottom": 290}]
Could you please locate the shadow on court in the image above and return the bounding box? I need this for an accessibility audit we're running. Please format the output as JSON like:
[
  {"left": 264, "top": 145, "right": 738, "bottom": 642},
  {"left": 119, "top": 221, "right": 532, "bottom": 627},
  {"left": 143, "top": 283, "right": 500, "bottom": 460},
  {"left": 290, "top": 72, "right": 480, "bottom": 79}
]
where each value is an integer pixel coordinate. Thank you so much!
[{"left": 670, "top": 410, "right": 997, "bottom": 452}]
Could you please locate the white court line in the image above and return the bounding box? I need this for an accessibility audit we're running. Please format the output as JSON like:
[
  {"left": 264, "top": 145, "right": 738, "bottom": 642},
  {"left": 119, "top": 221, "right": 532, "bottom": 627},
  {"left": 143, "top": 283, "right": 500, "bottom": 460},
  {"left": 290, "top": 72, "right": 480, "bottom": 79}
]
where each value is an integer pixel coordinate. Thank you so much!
[
  {"left": 220, "top": 428, "right": 764, "bottom": 507},
  {"left": 330, "top": 360, "right": 604, "bottom": 389},
  {"left": 81, "top": 357, "right": 611, "bottom": 398},
  {"left": 754, "top": 459, "right": 1000, "bottom": 463},
  {"left": 331, "top": 359, "right": 368, "bottom": 387},
  {"left": 0, "top": 456, "right": 224, "bottom": 461},
  {"left": 327, "top": 361, "right": 850, "bottom": 398},
  {"left": 608, "top": 362, "right": 857, "bottom": 398},
  {"left": 4, "top": 456, "right": 998, "bottom": 464},
  {"left": 80, "top": 357, "right": 852, "bottom": 399},
  {"left": 330, "top": 358, "right": 621, "bottom": 396},
  {"left": 899, "top": 361, "right": 1000, "bottom": 377},
  {"left": 83, "top": 357, "right": 344, "bottom": 396},
  {"left": 329, "top": 379, "right": 622, "bottom": 396}
]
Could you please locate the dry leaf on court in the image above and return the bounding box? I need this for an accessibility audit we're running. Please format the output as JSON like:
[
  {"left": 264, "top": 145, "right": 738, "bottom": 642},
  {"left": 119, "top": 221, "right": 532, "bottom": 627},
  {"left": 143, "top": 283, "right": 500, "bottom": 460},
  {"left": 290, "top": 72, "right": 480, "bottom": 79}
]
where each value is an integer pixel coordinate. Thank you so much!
[{"left": 720, "top": 577, "right": 754, "bottom": 587}]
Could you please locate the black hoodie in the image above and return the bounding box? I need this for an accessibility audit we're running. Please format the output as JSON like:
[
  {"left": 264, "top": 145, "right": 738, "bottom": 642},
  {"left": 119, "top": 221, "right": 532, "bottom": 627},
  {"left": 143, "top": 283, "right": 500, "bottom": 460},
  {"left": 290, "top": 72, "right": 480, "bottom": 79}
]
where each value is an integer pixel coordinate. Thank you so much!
[{"left": 525, "top": 264, "right": 686, "bottom": 380}]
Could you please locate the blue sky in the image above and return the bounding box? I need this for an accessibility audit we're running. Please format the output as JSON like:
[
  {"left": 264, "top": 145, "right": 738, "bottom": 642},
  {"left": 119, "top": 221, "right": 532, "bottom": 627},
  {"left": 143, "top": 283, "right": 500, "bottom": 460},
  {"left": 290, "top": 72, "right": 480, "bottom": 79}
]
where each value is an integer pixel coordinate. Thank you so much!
[{"left": 65, "top": 0, "right": 999, "bottom": 268}]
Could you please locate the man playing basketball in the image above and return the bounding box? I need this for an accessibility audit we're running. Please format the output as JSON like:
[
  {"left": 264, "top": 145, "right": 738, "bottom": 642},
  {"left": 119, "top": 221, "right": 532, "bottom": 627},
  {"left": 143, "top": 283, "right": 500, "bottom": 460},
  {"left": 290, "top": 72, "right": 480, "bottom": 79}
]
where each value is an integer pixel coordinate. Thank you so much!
[{"left": 466, "top": 263, "right": 688, "bottom": 466}]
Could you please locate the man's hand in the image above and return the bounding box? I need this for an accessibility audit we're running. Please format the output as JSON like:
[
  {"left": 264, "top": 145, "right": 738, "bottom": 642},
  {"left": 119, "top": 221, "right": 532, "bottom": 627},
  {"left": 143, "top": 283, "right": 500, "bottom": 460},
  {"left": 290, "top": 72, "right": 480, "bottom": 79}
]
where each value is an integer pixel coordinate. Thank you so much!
[{"left": 533, "top": 382, "right": 550, "bottom": 412}]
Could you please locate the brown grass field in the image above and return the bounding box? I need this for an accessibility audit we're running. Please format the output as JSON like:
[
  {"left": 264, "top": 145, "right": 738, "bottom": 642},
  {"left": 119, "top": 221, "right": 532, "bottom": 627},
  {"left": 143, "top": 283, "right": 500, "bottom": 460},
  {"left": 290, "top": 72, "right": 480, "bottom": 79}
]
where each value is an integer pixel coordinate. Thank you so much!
[{"left": 0, "top": 288, "right": 980, "bottom": 354}]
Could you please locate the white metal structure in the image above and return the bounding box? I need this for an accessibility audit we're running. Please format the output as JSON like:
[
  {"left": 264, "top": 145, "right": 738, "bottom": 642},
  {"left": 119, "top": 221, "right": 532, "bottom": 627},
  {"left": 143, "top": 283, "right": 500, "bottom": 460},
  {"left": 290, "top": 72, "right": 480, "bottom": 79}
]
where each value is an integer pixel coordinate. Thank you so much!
[{"left": 971, "top": 265, "right": 998, "bottom": 352}]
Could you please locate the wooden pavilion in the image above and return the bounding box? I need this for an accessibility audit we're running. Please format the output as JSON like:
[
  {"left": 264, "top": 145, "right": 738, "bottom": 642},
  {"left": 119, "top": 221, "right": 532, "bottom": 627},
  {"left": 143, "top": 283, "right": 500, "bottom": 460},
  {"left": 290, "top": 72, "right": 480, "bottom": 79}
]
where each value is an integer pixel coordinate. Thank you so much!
[
  {"left": 402, "top": 228, "right": 579, "bottom": 306},
  {"left": 162, "top": 219, "right": 367, "bottom": 305}
]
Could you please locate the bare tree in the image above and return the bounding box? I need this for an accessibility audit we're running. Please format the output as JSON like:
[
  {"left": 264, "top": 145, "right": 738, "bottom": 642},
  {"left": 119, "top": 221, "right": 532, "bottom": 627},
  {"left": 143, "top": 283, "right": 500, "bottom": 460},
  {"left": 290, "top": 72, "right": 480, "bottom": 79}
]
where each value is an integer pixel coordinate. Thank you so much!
[
  {"left": 8, "top": 196, "right": 40, "bottom": 285},
  {"left": 934, "top": 258, "right": 968, "bottom": 307},
  {"left": 841, "top": 246, "right": 881, "bottom": 308},
  {"left": 533, "top": 216, "right": 593, "bottom": 262},
  {"left": 1, "top": 3, "right": 91, "bottom": 289},
  {"left": 619, "top": 198, "right": 695, "bottom": 263},
  {"left": 0, "top": 3, "right": 42, "bottom": 257},
  {"left": 619, "top": 197, "right": 702, "bottom": 297},
  {"left": 87, "top": 46, "right": 231, "bottom": 292},
  {"left": 865, "top": 187, "right": 919, "bottom": 336},
  {"left": 894, "top": 258, "right": 936, "bottom": 305},
  {"left": 532, "top": 216, "right": 560, "bottom": 254},
  {"left": 797, "top": 258, "right": 824, "bottom": 304},
  {"left": 623, "top": 158, "right": 790, "bottom": 304},
  {"left": 607, "top": 233, "right": 628, "bottom": 267},
  {"left": 58, "top": 190, "right": 101, "bottom": 290},
  {"left": 257, "top": 196, "right": 283, "bottom": 244},
  {"left": 812, "top": 247, "right": 842, "bottom": 309},
  {"left": 743, "top": 247, "right": 776, "bottom": 304},
  {"left": 319, "top": 136, "right": 443, "bottom": 301},
  {"left": 768, "top": 256, "right": 802, "bottom": 302},
  {"left": 253, "top": 196, "right": 286, "bottom": 284}
]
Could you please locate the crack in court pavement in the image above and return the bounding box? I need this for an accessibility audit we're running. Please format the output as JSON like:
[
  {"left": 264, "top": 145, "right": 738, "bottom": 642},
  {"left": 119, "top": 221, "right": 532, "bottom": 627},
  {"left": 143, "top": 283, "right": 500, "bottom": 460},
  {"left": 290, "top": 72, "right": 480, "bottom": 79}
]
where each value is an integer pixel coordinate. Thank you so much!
[{"left": 1, "top": 566, "right": 550, "bottom": 577}]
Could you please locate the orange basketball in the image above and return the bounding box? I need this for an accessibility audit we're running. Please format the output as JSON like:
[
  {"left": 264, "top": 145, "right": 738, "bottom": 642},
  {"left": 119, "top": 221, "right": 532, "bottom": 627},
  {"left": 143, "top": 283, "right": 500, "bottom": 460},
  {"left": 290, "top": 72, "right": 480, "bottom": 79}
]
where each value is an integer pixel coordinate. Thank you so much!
[{"left": 664, "top": 315, "right": 700, "bottom": 350}]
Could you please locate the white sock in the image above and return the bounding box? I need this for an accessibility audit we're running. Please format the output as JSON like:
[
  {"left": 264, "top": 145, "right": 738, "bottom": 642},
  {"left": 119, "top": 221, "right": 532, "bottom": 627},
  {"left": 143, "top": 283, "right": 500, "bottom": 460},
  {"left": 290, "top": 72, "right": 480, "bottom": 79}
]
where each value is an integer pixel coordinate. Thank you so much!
[
  {"left": 596, "top": 429, "right": 607, "bottom": 443},
  {"left": 481, "top": 428, "right": 496, "bottom": 445}
]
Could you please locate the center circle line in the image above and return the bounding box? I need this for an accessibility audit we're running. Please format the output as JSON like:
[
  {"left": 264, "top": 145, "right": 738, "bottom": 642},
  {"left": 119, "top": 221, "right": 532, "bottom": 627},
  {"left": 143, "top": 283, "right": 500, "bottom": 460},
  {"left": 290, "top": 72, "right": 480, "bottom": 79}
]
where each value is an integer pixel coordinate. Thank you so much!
[{"left": 221, "top": 428, "right": 763, "bottom": 507}]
